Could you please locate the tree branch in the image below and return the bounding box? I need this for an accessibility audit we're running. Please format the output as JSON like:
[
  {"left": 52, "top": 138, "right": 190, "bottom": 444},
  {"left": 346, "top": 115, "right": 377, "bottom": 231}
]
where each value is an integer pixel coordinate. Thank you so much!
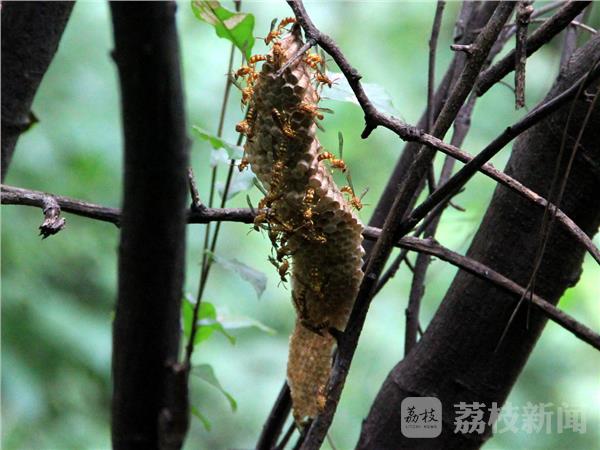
[
  {"left": 256, "top": 381, "right": 293, "bottom": 450},
  {"left": 362, "top": 1, "right": 485, "bottom": 264},
  {"left": 110, "top": 3, "right": 190, "bottom": 449},
  {"left": 396, "top": 236, "right": 600, "bottom": 352},
  {"left": 477, "top": 1, "right": 591, "bottom": 96},
  {"left": 399, "top": 47, "right": 600, "bottom": 254},
  {"left": 1, "top": 1, "right": 74, "bottom": 181},
  {"left": 358, "top": 32, "right": 600, "bottom": 450},
  {"left": 298, "top": 4, "right": 517, "bottom": 447},
  {"left": 6, "top": 107, "right": 600, "bottom": 271},
  {"left": 3, "top": 185, "right": 597, "bottom": 353},
  {"left": 2, "top": 184, "right": 122, "bottom": 225},
  {"left": 514, "top": 1, "right": 534, "bottom": 109}
]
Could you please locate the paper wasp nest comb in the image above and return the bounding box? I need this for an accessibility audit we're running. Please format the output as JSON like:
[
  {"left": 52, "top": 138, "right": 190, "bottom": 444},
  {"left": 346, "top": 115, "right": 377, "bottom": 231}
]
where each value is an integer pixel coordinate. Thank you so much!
[{"left": 235, "top": 21, "right": 364, "bottom": 423}]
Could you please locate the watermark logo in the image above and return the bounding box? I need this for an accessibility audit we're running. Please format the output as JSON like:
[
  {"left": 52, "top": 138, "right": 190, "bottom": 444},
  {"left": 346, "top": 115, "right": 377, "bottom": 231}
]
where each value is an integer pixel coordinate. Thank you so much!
[
  {"left": 401, "top": 397, "right": 442, "bottom": 438},
  {"left": 400, "top": 398, "right": 587, "bottom": 438},
  {"left": 454, "top": 401, "right": 587, "bottom": 435}
]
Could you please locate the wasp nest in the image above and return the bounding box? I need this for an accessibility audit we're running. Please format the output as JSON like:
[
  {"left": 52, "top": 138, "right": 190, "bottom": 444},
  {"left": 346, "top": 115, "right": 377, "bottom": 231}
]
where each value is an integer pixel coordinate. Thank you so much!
[{"left": 235, "top": 21, "right": 364, "bottom": 423}]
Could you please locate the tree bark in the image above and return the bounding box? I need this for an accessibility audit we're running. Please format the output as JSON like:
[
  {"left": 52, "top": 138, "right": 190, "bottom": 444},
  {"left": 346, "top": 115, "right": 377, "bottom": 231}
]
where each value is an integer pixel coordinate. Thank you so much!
[
  {"left": 110, "top": 3, "right": 189, "bottom": 449},
  {"left": 357, "top": 35, "right": 600, "bottom": 450},
  {"left": 1, "top": 1, "right": 74, "bottom": 181}
]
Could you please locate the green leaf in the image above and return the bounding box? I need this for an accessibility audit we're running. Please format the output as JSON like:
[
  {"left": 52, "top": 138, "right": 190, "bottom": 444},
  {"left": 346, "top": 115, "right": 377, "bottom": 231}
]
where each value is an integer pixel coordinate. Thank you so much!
[
  {"left": 190, "top": 405, "right": 212, "bottom": 431},
  {"left": 192, "top": 126, "right": 244, "bottom": 159},
  {"left": 182, "top": 298, "right": 236, "bottom": 345},
  {"left": 217, "top": 169, "right": 256, "bottom": 200},
  {"left": 193, "top": 364, "right": 238, "bottom": 412},
  {"left": 198, "top": 302, "right": 236, "bottom": 345},
  {"left": 182, "top": 296, "right": 194, "bottom": 339},
  {"left": 323, "top": 71, "right": 401, "bottom": 117},
  {"left": 212, "top": 254, "right": 267, "bottom": 299},
  {"left": 191, "top": 1, "right": 255, "bottom": 59}
]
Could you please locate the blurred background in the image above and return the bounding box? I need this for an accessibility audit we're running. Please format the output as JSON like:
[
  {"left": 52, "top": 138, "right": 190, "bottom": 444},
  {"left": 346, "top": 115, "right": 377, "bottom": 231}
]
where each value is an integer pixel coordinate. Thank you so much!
[{"left": 2, "top": 1, "right": 599, "bottom": 449}]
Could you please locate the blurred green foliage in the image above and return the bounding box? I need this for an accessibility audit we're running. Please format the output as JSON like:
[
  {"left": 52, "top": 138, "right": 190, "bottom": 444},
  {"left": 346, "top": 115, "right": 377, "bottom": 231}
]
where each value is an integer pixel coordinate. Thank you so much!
[{"left": 2, "top": 2, "right": 599, "bottom": 449}]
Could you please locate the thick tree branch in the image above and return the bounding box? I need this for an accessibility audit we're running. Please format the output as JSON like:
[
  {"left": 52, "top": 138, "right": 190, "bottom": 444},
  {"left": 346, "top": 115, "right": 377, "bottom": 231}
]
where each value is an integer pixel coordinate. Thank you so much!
[
  {"left": 298, "top": 4, "right": 518, "bottom": 448},
  {"left": 256, "top": 381, "right": 293, "bottom": 450},
  {"left": 110, "top": 3, "right": 189, "bottom": 450},
  {"left": 477, "top": 1, "right": 591, "bottom": 96},
  {"left": 358, "top": 32, "right": 600, "bottom": 450},
  {"left": 6, "top": 112, "right": 600, "bottom": 270},
  {"left": 404, "top": 96, "right": 476, "bottom": 355},
  {"left": 3, "top": 185, "right": 597, "bottom": 353},
  {"left": 399, "top": 49, "right": 600, "bottom": 253},
  {"left": 1, "top": 1, "right": 74, "bottom": 181},
  {"left": 362, "top": 1, "right": 488, "bottom": 263}
]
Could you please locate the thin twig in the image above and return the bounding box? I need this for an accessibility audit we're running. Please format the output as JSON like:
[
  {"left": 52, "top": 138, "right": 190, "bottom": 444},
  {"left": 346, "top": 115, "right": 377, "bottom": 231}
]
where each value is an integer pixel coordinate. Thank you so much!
[
  {"left": 187, "top": 0, "right": 242, "bottom": 367},
  {"left": 404, "top": 251, "right": 428, "bottom": 354},
  {"left": 496, "top": 84, "right": 600, "bottom": 351},
  {"left": 395, "top": 236, "right": 600, "bottom": 352},
  {"left": 399, "top": 59, "right": 600, "bottom": 258},
  {"left": 515, "top": 1, "right": 534, "bottom": 109},
  {"left": 427, "top": 1, "right": 446, "bottom": 133},
  {"left": 275, "top": 421, "right": 297, "bottom": 450},
  {"left": 187, "top": 167, "right": 203, "bottom": 209},
  {"left": 403, "top": 95, "right": 476, "bottom": 353},
  {"left": 1, "top": 185, "right": 121, "bottom": 224},
  {"left": 450, "top": 43, "right": 473, "bottom": 54},
  {"left": 3, "top": 184, "right": 598, "bottom": 350},
  {"left": 256, "top": 381, "right": 293, "bottom": 450},
  {"left": 477, "top": 1, "right": 591, "bottom": 96},
  {"left": 299, "top": 4, "right": 518, "bottom": 446},
  {"left": 6, "top": 113, "right": 600, "bottom": 271}
]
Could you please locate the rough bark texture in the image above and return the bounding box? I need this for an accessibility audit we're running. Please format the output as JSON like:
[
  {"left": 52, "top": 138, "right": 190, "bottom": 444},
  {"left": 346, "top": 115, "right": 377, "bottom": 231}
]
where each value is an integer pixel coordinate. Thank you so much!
[
  {"left": 357, "top": 35, "right": 600, "bottom": 450},
  {"left": 1, "top": 1, "right": 74, "bottom": 181},
  {"left": 110, "top": 3, "right": 189, "bottom": 450}
]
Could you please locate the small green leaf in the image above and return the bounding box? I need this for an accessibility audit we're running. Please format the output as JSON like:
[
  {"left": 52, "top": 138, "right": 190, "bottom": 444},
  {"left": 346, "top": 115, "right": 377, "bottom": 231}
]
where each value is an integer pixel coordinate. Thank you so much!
[
  {"left": 191, "top": 405, "right": 212, "bottom": 431},
  {"left": 193, "top": 364, "right": 238, "bottom": 412},
  {"left": 192, "top": 126, "right": 244, "bottom": 159},
  {"left": 212, "top": 254, "right": 267, "bottom": 299},
  {"left": 197, "top": 302, "right": 236, "bottom": 345},
  {"left": 182, "top": 296, "right": 194, "bottom": 339},
  {"left": 182, "top": 298, "right": 236, "bottom": 345},
  {"left": 217, "top": 169, "right": 256, "bottom": 200},
  {"left": 323, "top": 71, "right": 401, "bottom": 116},
  {"left": 191, "top": 0, "right": 255, "bottom": 59}
]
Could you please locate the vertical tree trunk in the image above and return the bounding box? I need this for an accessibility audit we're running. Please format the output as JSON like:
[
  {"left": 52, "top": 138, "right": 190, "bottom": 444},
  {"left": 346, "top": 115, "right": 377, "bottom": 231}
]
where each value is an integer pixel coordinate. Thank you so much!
[
  {"left": 357, "top": 35, "right": 600, "bottom": 450},
  {"left": 110, "top": 3, "right": 189, "bottom": 449},
  {"left": 1, "top": 1, "right": 74, "bottom": 181}
]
